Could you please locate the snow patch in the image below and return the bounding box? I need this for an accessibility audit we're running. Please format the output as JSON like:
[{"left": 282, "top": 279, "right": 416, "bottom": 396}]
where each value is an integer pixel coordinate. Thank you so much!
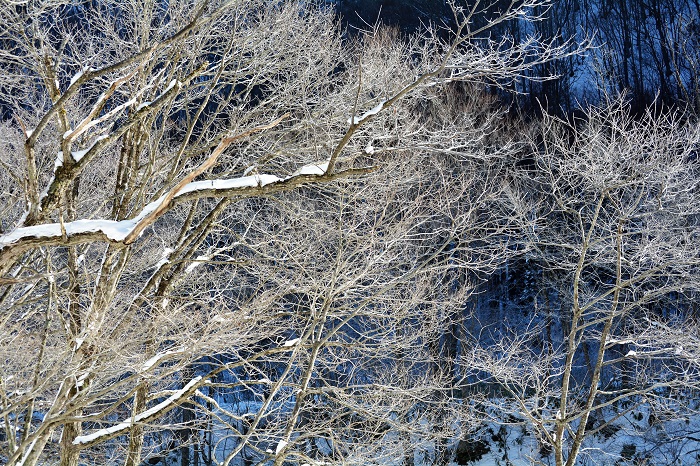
[
  {"left": 73, "top": 376, "right": 202, "bottom": 445},
  {"left": 348, "top": 100, "right": 385, "bottom": 125},
  {"left": 70, "top": 67, "right": 94, "bottom": 87},
  {"left": 71, "top": 134, "right": 109, "bottom": 162},
  {"left": 0, "top": 219, "right": 136, "bottom": 244},
  {"left": 155, "top": 248, "right": 174, "bottom": 268},
  {"left": 0, "top": 169, "right": 313, "bottom": 249},
  {"left": 282, "top": 338, "right": 300, "bottom": 347},
  {"left": 165, "top": 79, "right": 179, "bottom": 93},
  {"left": 185, "top": 254, "right": 211, "bottom": 274},
  {"left": 141, "top": 347, "right": 183, "bottom": 372},
  {"left": 176, "top": 174, "right": 282, "bottom": 196},
  {"left": 289, "top": 161, "right": 328, "bottom": 177},
  {"left": 275, "top": 440, "right": 288, "bottom": 455},
  {"left": 76, "top": 372, "right": 89, "bottom": 388}
]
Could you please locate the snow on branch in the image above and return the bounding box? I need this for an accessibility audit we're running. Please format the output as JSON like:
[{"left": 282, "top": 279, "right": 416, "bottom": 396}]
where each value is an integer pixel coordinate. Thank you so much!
[
  {"left": 288, "top": 161, "right": 328, "bottom": 177},
  {"left": 0, "top": 174, "right": 282, "bottom": 246},
  {"left": 64, "top": 96, "right": 138, "bottom": 143},
  {"left": 70, "top": 67, "right": 96, "bottom": 87},
  {"left": 0, "top": 164, "right": 375, "bottom": 258},
  {"left": 141, "top": 347, "right": 185, "bottom": 372},
  {"left": 73, "top": 376, "right": 202, "bottom": 446},
  {"left": 275, "top": 439, "right": 288, "bottom": 455},
  {"left": 119, "top": 113, "right": 290, "bottom": 243},
  {"left": 282, "top": 338, "right": 300, "bottom": 347},
  {"left": 348, "top": 101, "right": 386, "bottom": 126}
]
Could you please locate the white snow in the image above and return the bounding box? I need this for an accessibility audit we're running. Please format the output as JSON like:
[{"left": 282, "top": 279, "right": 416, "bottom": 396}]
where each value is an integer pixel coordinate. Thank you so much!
[
  {"left": 176, "top": 174, "right": 282, "bottom": 196},
  {"left": 605, "top": 337, "right": 636, "bottom": 346},
  {"left": 135, "top": 80, "right": 178, "bottom": 111},
  {"left": 364, "top": 143, "right": 375, "bottom": 154},
  {"left": 141, "top": 347, "right": 183, "bottom": 372},
  {"left": 71, "top": 149, "right": 90, "bottom": 162},
  {"left": 66, "top": 97, "right": 138, "bottom": 141},
  {"left": 185, "top": 254, "right": 211, "bottom": 274},
  {"left": 70, "top": 67, "right": 94, "bottom": 87},
  {"left": 348, "top": 100, "right": 386, "bottom": 125},
  {"left": 71, "top": 134, "right": 109, "bottom": 162},
  {"left": 164, "top": 79, "right": 179, "bottom": 93},
  {"left": 76, "top": 372, "right": 89, "bottom": 388},
  {"left": 626, "top": 350, "right": 637, "bottom": 357},
  {"left": 55, "top": 152, "right": 64, "bottom": 169},
  {"left": 73, "top": 376, "right": 202, "bottom": 445},
  {"left": 275, "top": 440, "right": 288, "bottom": 455},
  {"left": 282, "top": 338, "right": 300, "bottom": 347},
  {"left": 0, "top": 219, "right": 135, "bottom": 244},
  {"left": 288, "top": 161, "right": 328, "bottom": 177},
  {"left": 69, "top": 71, "right": 82, "bottom": 87},
  {"left": 16, "top": 439, "right": 38, "bottom": 466},
  {"left": 0, "top": 167, "right": 322, "bottom": 248},
  {"left": 155, "top": 248, "right": 174, "bottom": 268}
]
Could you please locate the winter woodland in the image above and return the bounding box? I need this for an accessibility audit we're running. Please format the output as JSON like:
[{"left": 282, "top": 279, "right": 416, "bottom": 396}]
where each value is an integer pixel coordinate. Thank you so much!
[{"left": 0, "top": 1, "right": 699, "bottom": 465}]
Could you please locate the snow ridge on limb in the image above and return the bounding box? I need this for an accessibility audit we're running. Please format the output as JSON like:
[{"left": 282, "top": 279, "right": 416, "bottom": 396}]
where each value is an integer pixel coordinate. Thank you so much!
[
  {"left": 72, "top": 376, "right": 203, "bottom": 446},
  {"left": 120, "top": 113, "right": 289, "bottom": 244},
  {"left": 0, "top": 165, "right": 377, "bottom": 272},
  {"left": 26, "top": 76, "right": 188, "bottom": 227},
  {"left": 62, "top": 69, "right": 141, "bottom": 143},
  {"left": 1, "top": 114, "right": 351, "bottom": 258},
  {"left": 0, "top": 175, "right": 281, "bottom": 245},
  {"left": 347, "top": 100, "right": 386, "bottom": 125}
]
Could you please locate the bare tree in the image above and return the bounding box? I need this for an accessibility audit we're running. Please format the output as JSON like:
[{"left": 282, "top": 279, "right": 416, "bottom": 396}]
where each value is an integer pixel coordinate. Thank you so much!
[
  {"left": 470, "top": 98, "right": 700, "bottom": 466},
  {"left": 582, "top": 0, "right": 700, "bottom": 112},
  {"left": 0, "top": 1, "right": 581, "bottom": 465}
]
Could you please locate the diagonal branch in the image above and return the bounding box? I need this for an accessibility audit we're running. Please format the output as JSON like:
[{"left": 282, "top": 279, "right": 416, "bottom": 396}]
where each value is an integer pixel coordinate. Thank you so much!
[{"left": 123, "top": 113, "right": 289, "bottom": 243}]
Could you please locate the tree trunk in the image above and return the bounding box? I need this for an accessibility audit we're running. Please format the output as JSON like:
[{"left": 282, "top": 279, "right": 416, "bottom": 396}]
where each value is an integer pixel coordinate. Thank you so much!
[
  {"left": 124, "top": 384, "right": 148, "bottom": 466},
  {"left": 59, "top": 398, "right": 81, "bottom": 466}
]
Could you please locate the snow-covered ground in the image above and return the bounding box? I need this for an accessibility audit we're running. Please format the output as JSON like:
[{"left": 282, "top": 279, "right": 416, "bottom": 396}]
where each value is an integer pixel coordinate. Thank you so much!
[{"left": 150, "top": 392, "right": 700, "bottom": 466}]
